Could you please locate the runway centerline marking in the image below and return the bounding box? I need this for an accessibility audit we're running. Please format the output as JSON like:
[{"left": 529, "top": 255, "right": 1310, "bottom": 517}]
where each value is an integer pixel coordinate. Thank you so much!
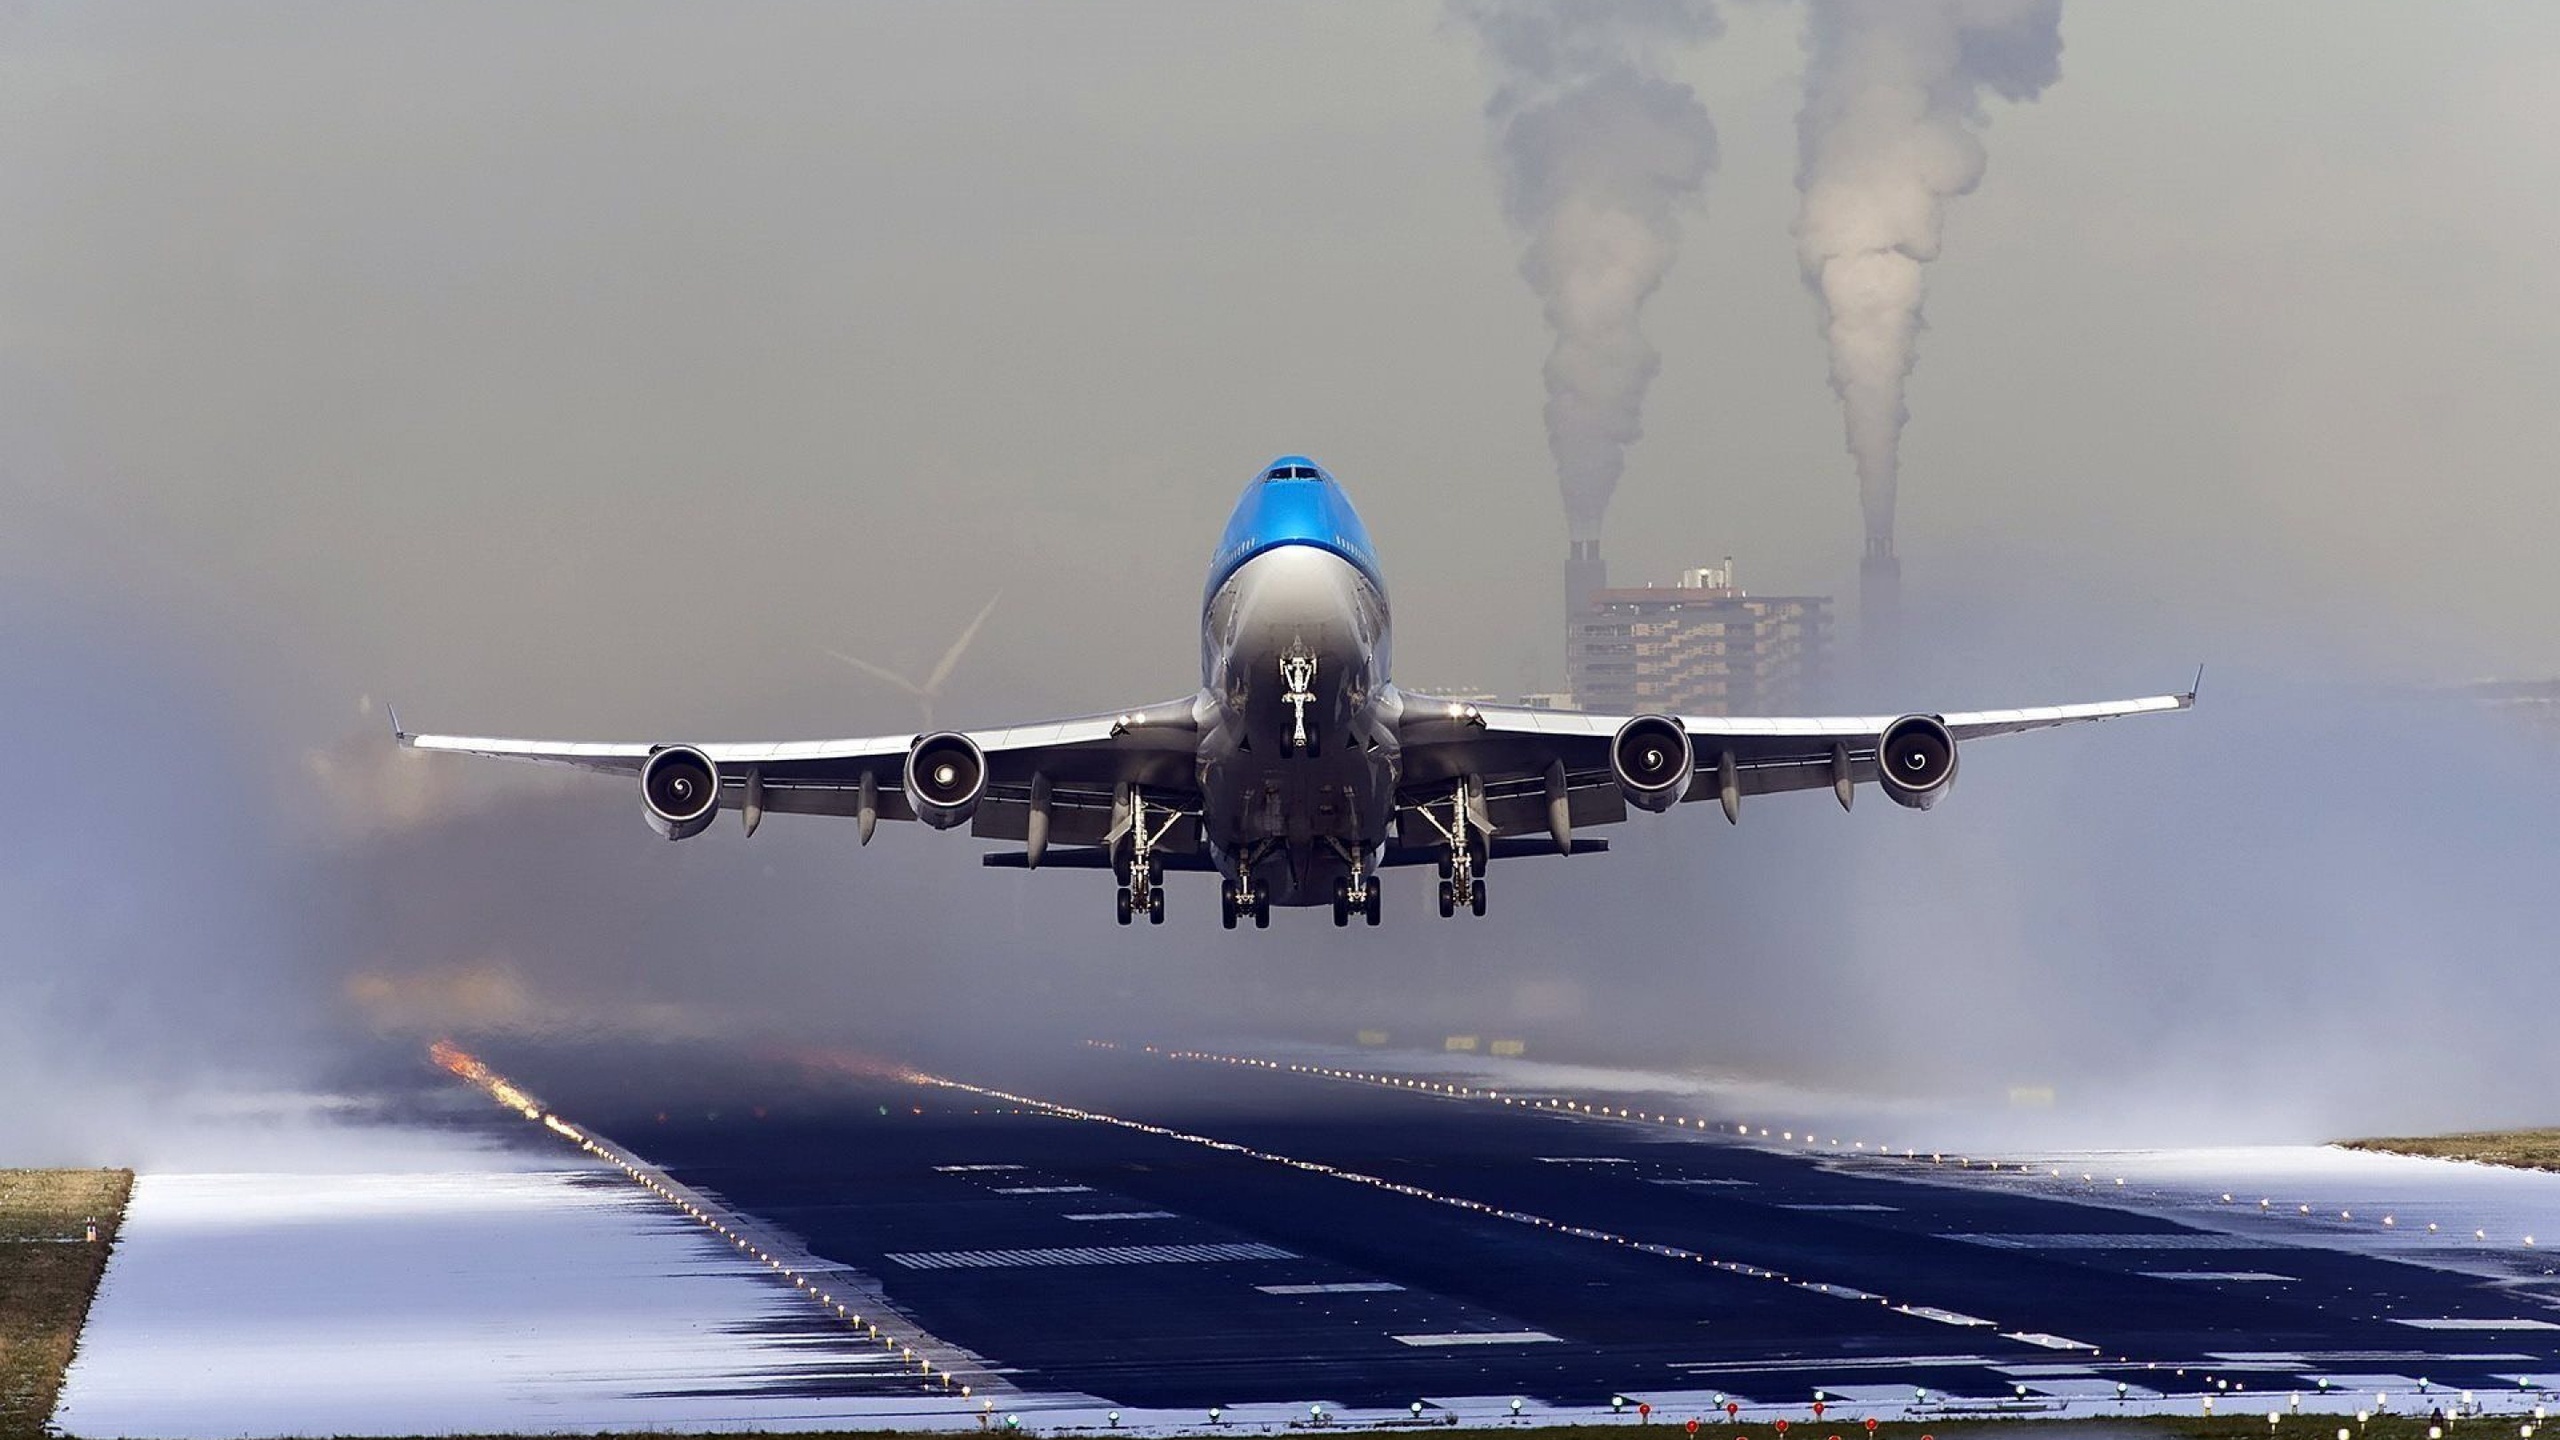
[
  {"left": 1063, "top": 1211, "right": 1179, "bottom": 1222},
  {"left": 891, "top": 1064, "right": 2082, "bottom": 1364},
  {"left": 1392, "top": 1331, "right": 1563, "bottom": 1347}
]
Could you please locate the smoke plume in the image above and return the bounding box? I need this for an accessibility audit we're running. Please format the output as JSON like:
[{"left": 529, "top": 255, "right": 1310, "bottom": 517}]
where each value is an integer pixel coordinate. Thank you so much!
[
  {"left": 1794, "top": 0, "right": 2063, "bottom": 552},
  {"left": 1455, "top": 0, "right": 1721, "bottom": 543}
]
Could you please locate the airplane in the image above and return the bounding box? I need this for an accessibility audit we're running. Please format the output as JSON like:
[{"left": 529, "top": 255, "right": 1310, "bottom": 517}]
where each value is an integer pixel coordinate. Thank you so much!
[{"left": 397, "top": 455, "right": 2193, "bottom": 930}]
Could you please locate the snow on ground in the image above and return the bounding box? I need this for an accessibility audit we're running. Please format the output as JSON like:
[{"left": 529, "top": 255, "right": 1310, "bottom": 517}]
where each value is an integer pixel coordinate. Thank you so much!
[
  {"left": 53, "top": 1126, "right": 1040, "bottom": 1438},
  {"left": 1211, "top": 1042, "right": 2560, "bottom": 1291},
  {"left": 1916, "top": 1143, "right": 2560, "bottom": 1288}
]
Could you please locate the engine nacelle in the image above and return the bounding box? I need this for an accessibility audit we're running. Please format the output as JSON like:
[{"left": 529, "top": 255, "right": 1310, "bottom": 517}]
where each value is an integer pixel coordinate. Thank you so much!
[
  {"left": 904, "top": 731, "right": 988, "bottom": 831},
  {"left": 640, "top": 745, "right": 722, "bottom": 840},
  {"left": 1876, "top": 713, "right": 1959, "bottom": 811},
  {"left": 1610, "top": 714, "right": 1694, "bottom": 814}
]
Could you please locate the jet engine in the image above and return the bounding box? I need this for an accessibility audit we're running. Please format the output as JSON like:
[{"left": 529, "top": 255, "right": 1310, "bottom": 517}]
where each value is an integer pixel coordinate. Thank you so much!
[
  {"left": 904, "top": 731, "right": 988, "bottom": 830},
  {"left": 1876, "top": 714, "right": 1959, "bottom": 811},
  {"left": 1610, "top": 714, "right": 1693, "bottom": 813},
  {"left": 640, "top": 745, "right": 722, "bottom": 840}
]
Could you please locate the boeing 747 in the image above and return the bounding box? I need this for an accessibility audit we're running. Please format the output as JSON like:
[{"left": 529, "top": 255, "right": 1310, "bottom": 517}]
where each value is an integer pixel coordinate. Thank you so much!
[{"left": 398, "top": 457, "right": 2191, "bottom": 928}]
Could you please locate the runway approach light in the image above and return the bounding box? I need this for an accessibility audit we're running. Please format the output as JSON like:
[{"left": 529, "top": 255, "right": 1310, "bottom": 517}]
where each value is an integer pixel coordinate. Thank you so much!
[
  {"left": 1108, "top": 1412, "right": 1120, "bottom": 1427},
  {"left": 1512, "top": 1400, "right": 1525, "bottom": 1418},
  {"left": 1615, "top": 1396, "right": 1628, "bottom": 1414},
  {"left": 2271, "top": 1414, "right": 2284, "bottom": 1429},
  {"left": 1413, "top": 1402, "right": 1426, "bottom": 1418},
  {"left": 2118, "top": 1385, "right": 2130, "bottom": 1402},
  {"left": 1210, "top": 1408, "right": 1224, "bottom": 1425}
]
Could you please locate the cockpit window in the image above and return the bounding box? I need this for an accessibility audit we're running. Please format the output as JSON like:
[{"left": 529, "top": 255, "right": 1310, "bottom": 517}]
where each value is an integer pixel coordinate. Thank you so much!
[{"left": 1263, "top": 465, "right": 1320, "bottom": 481}]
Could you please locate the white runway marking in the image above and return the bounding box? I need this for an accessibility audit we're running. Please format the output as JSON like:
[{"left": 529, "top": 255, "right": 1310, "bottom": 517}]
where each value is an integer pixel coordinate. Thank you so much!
[
  {"left": 1671, "top": 1355, "right": 1990, "bottom": 1374},
  {"left": 1536, "top": 1156, "right": 1634, "bottom": 1164},
  {"left": 932, "top": 1164, "right": 1025, "bottom": 1173},
  {"left": 886, "top": 1242, "right": 1294, "bottom": 1270},
  {"left": 1392, "top": 1331, "right": 1563, "bottom": 1347},
  {"left": 2146, "top": 1271, "right": 2297, "bottom": 1282},
  {"left": 991, "top": 1185, "right": 1094, "bottom": 1194},
  {"left": 2002, "top": 1331, "right": 2099, "bottom": 1351},
  {"left": 1950, "top": 1232, "right": 2264, "bottom": 1250},
  {"left": 1897, "top": 1305, "right": 1995, "bottom": 1327},
  {"left": 1652, "top": 1178, "right": 1754, "bottom": 1188},
  {"left": 2392, "top": 1317, "right": 2560, "bottom": 1331},
  {"left": 1257, "top": 1282, "right": 1405, "bottom": 1295},
  {"left": 1063, "top": 1211, "right": 1178, "bottom": 1221},
  {"left": 1781, "top": 1203, "right": 1898, "bottom": 1212},
  {"left": 1794, "top": 1282, "right": 1884, "bottom": 1301}
]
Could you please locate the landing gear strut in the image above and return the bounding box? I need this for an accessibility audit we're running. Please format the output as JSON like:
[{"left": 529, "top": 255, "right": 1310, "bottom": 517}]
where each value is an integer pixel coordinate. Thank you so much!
[
  {"left": 1417, "top": 781, "right": 1489, "bottom": 919},
  {"left": 1327, "top": 841, "right": 1382, "bottom": 927},
  {"left": 1220, "top": 879, "right": 1271, "bottom": 930},
  {"left": 1114, "top": 790, "right": 1185, "bottom": 927},
  {"left": 1220, "top": 845, "right": 1273, "bottom": 931}
]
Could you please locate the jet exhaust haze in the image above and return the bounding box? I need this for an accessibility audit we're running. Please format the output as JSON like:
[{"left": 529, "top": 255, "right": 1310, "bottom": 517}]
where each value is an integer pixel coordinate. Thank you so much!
[
  {"left": 1454, "top": 0, "right": 1721, "bottom": 546},
  {"left": 1793, "top": 0, "right": 2064, "bottom": 561}
]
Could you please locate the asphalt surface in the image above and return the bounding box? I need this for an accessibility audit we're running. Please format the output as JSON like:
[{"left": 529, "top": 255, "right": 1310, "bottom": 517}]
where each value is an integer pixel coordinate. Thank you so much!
[{"left": 499, "top": 1041, "right": 2560, "bottom": 1413}]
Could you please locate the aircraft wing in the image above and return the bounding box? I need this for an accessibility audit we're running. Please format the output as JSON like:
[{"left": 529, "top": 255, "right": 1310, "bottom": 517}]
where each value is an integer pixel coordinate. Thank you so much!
[
  {"left": 1391, "top": 686, "right": 2195, "bottom": 838},
  {"left": 396, "top": 694, "right": 1209, "bottom": 845}
]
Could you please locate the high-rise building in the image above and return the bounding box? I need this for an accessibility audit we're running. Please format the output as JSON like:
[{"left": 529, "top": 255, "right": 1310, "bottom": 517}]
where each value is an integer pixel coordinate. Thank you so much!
[{"left": 1566, "top": 557, "right": 1832, "bottom": 716}]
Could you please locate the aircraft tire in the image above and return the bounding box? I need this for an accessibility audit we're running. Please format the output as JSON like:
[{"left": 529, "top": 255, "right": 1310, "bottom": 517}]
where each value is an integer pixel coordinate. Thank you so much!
[
  {"left": 1471, "top": 880, "right": 1488, "bottom": 917},
  {"left": 1364, "top": 882, "right": 1382, "bottom": 927},
  {"left": 1438, "top": 880, "right": 1454, "bottom": 918},
  {"left": 1115, "top": 887, "right": 1132, "bottom": 926},
  {"left": 1148, "top": 888, "right": 1165, "bottom": 924}
]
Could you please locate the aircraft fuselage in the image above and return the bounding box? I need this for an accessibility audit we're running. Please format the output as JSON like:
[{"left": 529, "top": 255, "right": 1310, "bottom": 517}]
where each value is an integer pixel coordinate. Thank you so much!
[{"left": 1196, "top": 459, "right": 1401, "bottom": 907}]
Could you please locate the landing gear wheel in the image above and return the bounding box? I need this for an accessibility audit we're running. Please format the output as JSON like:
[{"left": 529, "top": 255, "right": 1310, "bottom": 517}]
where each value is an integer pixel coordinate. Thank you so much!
[
  {"left": 1438, "top": 880, "right": 1455, "bottom": 918},
  {"left": 1221, "top": 890, "right": 1238, "bottom": 930},
  {"left": 1253, "top": 897, "right": 1271, "bottom": 929},
  {"left": 1115, "top": 886, "right": 1132, "bottom": 926},
  {"left": 1331, "top": 878, "right": 1350, "bottom": 928},
  {"left": 1363, "top": 881, "right": 1382, "bottom": 927},
  {"left": 1147, "top": 887, "right": 1165, "bottom": 924},
  {"left": 1471, "top": 879, "right": 1488, "bottom": 917}
]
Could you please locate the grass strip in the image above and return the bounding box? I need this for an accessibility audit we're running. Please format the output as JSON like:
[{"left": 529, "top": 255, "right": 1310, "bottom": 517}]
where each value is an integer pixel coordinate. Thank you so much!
[
  {"left": 2340, "top": 1129, "right": 2560, "bottom": 1172},
  {"left": 0, "top": 1168, "right": 132, "bottom": 1439}
]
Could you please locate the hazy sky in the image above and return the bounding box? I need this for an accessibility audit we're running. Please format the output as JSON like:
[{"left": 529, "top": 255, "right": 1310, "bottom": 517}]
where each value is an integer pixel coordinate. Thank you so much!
[{"left": 5, "top": 3, "right": 2558, "bottom": 1157}]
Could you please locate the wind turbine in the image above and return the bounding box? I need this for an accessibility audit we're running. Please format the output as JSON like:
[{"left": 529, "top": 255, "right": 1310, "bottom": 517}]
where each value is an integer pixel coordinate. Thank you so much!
[{"left": 826, "top": 592, "right": 1002, "bottom": 730}]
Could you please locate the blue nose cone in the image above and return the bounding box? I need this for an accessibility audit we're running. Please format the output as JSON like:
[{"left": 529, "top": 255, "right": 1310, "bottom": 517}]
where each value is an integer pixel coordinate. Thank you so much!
[{"left": 1208, "top": 456, "right": 1382, "bottom": 604}]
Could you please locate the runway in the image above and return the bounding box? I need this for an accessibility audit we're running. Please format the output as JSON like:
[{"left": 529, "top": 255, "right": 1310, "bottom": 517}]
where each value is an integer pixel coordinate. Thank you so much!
[{"left": 495, "top": 1037, "right": 2560, "bottom": 1417}]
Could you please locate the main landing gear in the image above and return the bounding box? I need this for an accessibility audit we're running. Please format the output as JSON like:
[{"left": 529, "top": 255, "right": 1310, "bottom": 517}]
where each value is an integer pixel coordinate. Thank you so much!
[
  {"left": 1326, "top": 840, "right": 1382, "bottom": 927},
  {"left": 1113, "top": 789, "right": 1187, "bottom": 927},
  {"left": 1220, "top": 880, "right": 1271, "bottom": 930},
  {"left": 1416, "top": 783, "right": 1490, "bottom": 919}
]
